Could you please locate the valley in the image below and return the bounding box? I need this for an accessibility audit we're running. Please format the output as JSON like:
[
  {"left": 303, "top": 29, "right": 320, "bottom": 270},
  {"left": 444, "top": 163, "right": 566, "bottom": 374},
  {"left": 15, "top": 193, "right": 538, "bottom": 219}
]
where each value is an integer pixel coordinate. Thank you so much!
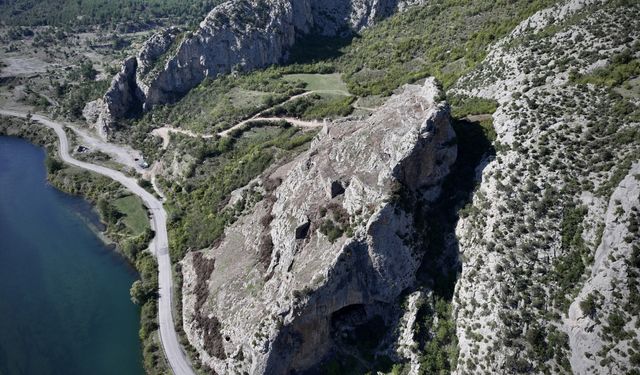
[{"left": 1, "top": 0, "right": 639, "bottom": 374}]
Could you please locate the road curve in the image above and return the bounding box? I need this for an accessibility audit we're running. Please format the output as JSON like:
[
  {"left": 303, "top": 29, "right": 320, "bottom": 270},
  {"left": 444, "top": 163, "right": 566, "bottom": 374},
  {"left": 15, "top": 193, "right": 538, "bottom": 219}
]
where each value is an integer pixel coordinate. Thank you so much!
[{"left": 0, "top": 109, "right": 196, "bottom": 375}]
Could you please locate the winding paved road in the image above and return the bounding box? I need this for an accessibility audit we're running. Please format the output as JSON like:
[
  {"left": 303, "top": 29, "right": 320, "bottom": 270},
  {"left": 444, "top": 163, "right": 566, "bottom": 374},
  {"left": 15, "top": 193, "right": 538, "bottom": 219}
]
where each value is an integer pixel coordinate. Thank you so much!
[{"left": 0, "top": 109, "right": 196, "bottom": 375}]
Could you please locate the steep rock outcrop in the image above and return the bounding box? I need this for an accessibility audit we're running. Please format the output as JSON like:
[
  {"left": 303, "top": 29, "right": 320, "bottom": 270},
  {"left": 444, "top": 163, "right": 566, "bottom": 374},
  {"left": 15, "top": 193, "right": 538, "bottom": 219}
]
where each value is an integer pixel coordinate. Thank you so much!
[
  {"left": 101, "top": 0, "right": 425, "bottom": 125},
  {"left": 567, "top": 163, "right": 640, "bottom": 374},
  {"left": 136, "top": 26, "right": 182, "bottom": 76},
  {"left": 181, "top": 78, "right": 456, "bottom": 374},
  {"left": 83, "top": 57, "right": 141, "bottom": 138}
]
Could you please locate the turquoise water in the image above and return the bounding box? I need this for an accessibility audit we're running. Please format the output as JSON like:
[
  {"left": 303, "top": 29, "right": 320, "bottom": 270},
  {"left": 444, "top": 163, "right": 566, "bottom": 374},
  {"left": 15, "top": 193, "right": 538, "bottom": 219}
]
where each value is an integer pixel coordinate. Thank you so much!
[{"left": 0, "top": 136, "right": 144, "bottom": 375}]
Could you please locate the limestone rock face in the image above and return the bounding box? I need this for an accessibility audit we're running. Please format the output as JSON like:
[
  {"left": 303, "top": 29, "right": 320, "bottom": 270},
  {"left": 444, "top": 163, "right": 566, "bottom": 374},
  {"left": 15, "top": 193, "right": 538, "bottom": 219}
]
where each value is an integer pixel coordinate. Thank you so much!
[
  {"left": 139, "top": 0, "right": 306, "bottom": 110},
  {"left": 86, "top": 56, "right": 144, "bottom": 138},
  {"left": 136, "top": 26, "right": 182, "bottom": 77},
  {"left": 104, "top": 57, "right": 141, "bottom": 119},
  {"left": 567, "top": 162, "right": 640, "bottom": 374},
  {"left": 180, "top": 78, "right": 456, "bottom": 374},
  {"left": 100, "top": 0, "right": 425, "bottom": 125},
  {"left": 82, "top": 98, "right": 110, "bottom": 138}
]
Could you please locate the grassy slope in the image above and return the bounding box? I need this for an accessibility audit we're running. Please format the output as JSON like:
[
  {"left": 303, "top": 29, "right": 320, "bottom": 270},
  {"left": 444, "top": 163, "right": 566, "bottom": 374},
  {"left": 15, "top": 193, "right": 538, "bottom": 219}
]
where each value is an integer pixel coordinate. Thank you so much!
[
  {"left": 337, "top": 0, "right": 558, "bottom": 96},
  {"left": 282, "top": 73, "right": 349, "bottom": 92},
  {"left": 113, "top": 195, "right": 150, "bottom": 236}
]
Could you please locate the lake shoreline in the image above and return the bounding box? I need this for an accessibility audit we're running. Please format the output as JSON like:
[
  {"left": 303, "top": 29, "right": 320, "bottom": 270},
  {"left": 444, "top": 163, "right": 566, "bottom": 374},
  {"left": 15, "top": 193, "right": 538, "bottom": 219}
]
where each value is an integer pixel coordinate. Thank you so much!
[{"left": 1, "top": 117, "right": 126, "bottom": 260}]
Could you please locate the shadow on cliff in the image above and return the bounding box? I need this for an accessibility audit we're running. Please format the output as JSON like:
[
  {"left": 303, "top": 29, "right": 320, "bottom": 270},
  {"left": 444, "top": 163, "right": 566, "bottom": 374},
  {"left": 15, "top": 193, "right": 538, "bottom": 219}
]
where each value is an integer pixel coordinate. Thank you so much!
[
  {"left": 287, "top": 34, "right": 353, "bottom": 66},
  {"left": 409, "top": 116, "right": 495, "bottom": 373},
  {"left": 271, "top": 116, "right": 495, "bottom": 374},
  {"left": 416, "top": 117, "right": 495, "bottom": 298}
]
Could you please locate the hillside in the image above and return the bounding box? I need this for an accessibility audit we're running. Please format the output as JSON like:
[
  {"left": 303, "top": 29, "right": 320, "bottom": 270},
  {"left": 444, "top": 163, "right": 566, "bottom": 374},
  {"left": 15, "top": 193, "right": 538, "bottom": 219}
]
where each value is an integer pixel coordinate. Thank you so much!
[
  {"left": 1, "top": 0, "right": 639, "bottom": 374},
  {"left": 73, "top": 0, "right": 640, "bottom": 373}
]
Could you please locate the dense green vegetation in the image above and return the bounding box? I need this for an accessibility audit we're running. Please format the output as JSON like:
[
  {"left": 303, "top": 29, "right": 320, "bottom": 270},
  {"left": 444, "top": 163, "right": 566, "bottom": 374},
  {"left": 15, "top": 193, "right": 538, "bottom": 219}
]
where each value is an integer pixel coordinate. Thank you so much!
[
  {"left": 283, "top": 73, "right": 349, "bottom": 92},
  {"left": 263, "top": 93, "right": 355, "bottom": 121},
  {"left": 571, "top": 47, "right": 640, "bottom": 88},
  {"left": 415, "top": 297, "right": 458, "bottom": 375},
  {"left": 448, "top": 95, "right": 499, "bottom": 120},
  {"left": 332, "top": 0, "right": 558, "bottom": 96},
  {"left": 0, "top": 0, "right": 222, "bottom": 29}
]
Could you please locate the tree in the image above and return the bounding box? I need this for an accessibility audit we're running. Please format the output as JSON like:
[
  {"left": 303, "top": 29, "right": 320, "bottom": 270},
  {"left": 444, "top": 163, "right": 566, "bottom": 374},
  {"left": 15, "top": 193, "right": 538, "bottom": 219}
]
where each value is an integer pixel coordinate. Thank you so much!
[
  {"left": 579, "top": 293, "right": 598, "bottom": 318},
  {"left": 97, "top": 198, "right": 121, "bottom": 224},
  {"left": 79, "top": 60, "right": 97, "bottom": 81},
  {"left": 130, "top": 280, "right": 150, "bottom": 305},
  {"left": 45, "top": 155, "right": 63, "bottom": 173}
]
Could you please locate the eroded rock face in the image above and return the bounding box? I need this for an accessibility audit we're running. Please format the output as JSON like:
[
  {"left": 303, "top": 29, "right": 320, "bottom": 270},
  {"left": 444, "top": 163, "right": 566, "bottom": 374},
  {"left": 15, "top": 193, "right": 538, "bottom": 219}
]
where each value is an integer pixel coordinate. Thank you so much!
[
  {"left": 181, "top": 78, "right": 456, "bottom": 374},
  {"left": 85, "top": 56, "right": 142, "bottom": 138},
  {"left": 567, "top": 163, "right": 640, "bottom": 374},
  {"left": 136, "top": 26, "right": 182, "bottom": 77},
  {"left": 100, "top": 0, "right": 425, "bottom": 126},
  {"left": 82, "top": 98, "right": 110, "bottom": 138},
  {"left": 104, "top": 57, "right": 141, "bottom": 119}
]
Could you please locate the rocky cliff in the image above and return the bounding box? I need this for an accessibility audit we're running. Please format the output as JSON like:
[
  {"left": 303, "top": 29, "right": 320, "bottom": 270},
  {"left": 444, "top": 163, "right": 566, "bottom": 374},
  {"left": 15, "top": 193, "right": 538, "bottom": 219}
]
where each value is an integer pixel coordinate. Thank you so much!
[
  {"left": 91, "top": 0, "right": 424, "bottom": 134},
  {"left": 180, "top": 78, "right": 456, "bottom": 374}
]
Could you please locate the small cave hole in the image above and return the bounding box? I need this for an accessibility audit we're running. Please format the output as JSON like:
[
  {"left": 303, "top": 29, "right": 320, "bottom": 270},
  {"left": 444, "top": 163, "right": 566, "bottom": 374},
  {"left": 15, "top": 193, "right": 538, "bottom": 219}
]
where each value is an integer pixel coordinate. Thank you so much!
[{"left": 330, "top": 180, "right": 346, "bottom": 198}]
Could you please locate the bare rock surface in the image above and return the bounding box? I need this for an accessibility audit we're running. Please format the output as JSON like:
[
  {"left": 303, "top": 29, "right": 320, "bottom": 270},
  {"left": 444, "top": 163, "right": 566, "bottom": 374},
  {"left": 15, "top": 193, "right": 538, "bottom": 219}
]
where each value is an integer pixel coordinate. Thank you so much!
[
  {"left": 181, "top": 78, "right": 456, "bottom": 374},
  {"left": 566, "top": 163, "right": 640, "bottom": 374}
]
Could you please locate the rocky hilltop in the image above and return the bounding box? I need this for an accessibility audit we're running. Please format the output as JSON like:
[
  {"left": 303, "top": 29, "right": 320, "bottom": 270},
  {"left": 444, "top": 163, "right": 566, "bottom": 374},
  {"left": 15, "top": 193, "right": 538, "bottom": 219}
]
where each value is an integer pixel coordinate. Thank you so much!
[
  {"left": 87, "top": 0, "right": 423, "bottom": 136},
  {"left": 180, "top": 78, "right": 456, "bottom": 374}
]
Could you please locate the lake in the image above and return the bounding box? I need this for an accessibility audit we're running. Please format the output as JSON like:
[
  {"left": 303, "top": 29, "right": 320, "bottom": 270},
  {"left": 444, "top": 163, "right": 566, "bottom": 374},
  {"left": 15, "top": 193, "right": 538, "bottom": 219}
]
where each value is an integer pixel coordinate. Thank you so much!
[{"left": 0, "top": 136, "right": 144, "bottom": 375}]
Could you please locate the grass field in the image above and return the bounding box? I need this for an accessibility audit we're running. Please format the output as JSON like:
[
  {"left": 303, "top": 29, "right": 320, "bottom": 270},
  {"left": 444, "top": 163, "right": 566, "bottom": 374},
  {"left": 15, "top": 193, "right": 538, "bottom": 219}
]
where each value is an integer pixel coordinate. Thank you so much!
[
  {"left": 227, "top": 88, "right": 272, "bottom": 108},
  {"left": 113, "top": 195, "right": 150, "bottom": 235},
  {"left": 283, "top": 73, "right": 349, "bottom": 93}
]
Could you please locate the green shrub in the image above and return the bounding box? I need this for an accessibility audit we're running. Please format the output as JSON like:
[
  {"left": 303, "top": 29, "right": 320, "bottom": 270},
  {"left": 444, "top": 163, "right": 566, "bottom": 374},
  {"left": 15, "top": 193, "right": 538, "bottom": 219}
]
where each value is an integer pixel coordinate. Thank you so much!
[
  {"left": 448, "top": 95, "right": 499, "bottom": 119},
  {"left": 320, "top": 219, "right": 344, "bottom": 243},
  {"left": 579, "top": 293, "right": 598, "bottom": 318},
  {"left": 572, "top": 49, "right": 640, "bottom": 88}
]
